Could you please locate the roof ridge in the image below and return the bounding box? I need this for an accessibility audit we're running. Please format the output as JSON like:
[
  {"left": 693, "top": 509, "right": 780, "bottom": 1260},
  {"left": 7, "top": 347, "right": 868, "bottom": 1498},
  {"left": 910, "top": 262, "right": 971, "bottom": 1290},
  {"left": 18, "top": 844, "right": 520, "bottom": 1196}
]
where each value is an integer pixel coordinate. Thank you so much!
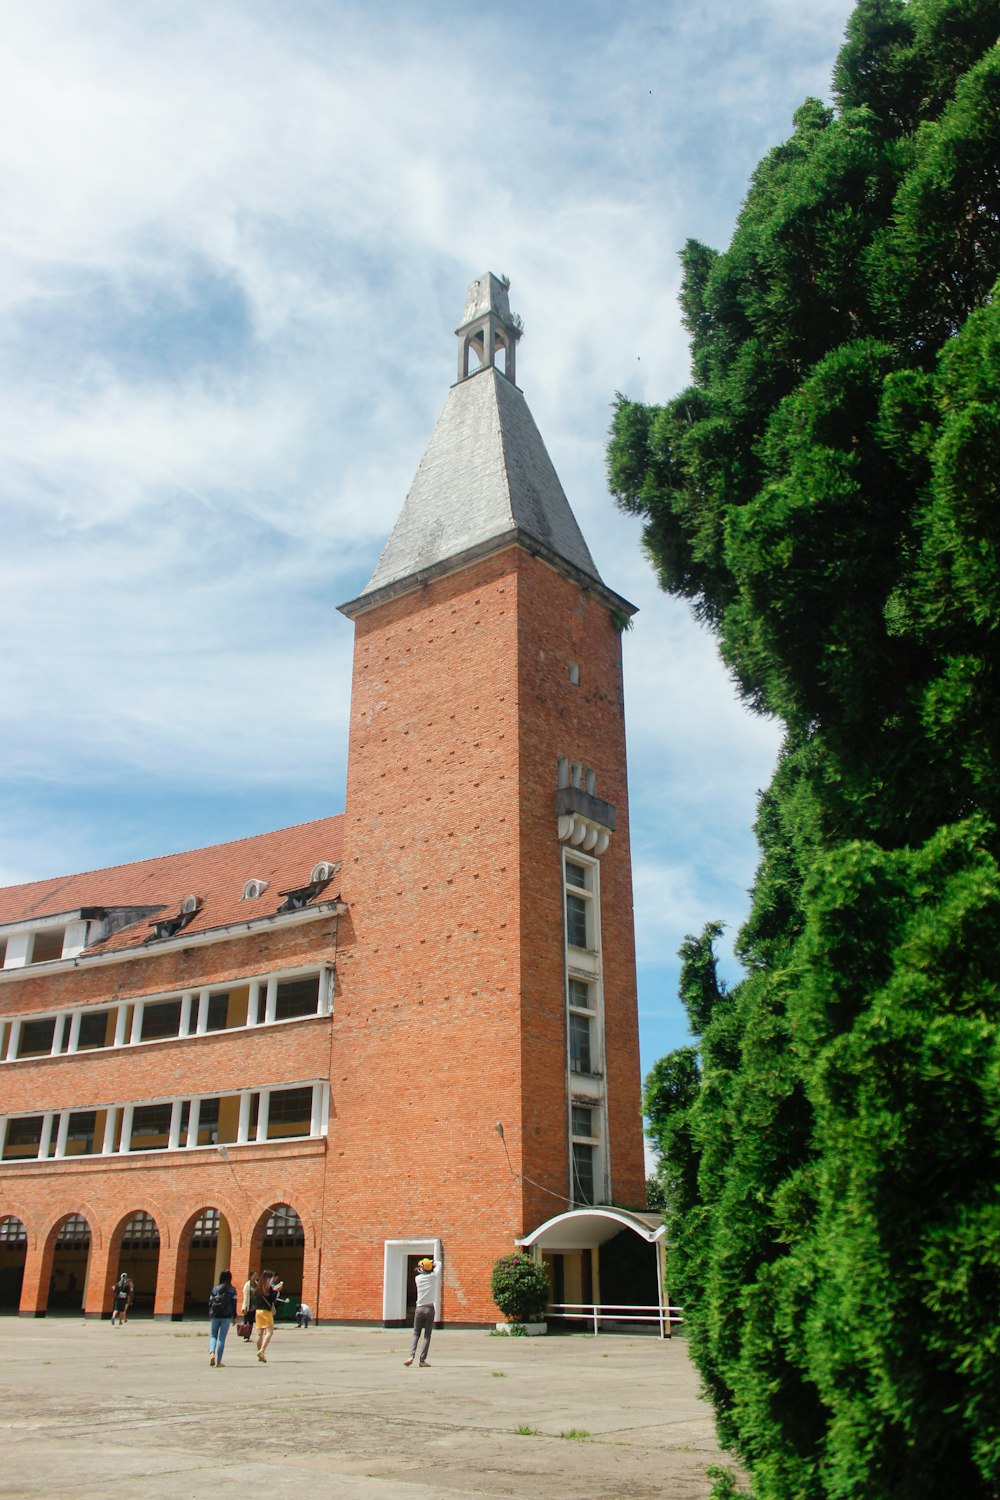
[{"left": 0, "top": 812, "right": 344, "bottom": 897}]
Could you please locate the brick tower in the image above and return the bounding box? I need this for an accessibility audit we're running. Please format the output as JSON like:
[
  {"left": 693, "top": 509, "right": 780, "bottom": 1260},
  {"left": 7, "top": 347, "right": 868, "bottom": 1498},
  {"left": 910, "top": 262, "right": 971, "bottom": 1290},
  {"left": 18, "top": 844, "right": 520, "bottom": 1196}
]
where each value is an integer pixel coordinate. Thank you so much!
[{"left": 328, "top": 274, "right": 645, "bottom": 1323}]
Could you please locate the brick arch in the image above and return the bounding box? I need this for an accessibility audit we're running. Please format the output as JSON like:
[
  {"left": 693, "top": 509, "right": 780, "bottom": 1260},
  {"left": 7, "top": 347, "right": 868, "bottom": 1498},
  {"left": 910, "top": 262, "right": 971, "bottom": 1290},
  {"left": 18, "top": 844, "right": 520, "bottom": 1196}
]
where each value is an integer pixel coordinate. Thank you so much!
[
  {"left": 38, "top": 1201, "right": 103, "bottom": 1251},
  {"left": 247, "top": 1192, "right": 318, "bottom": 1248},
  {"left": 36, "top": 1204, "right": 100, "bottom": 1317},
  {"left": 172, "top": 1195, "right": 244, "bottom": 1250},
  {"left": 247, "top": 1198, "right": 311, "bottom": 1293},
  {"left": 107, "top": 1200, "right": 172, "bottom": 1253},
  {"left": 0, "top": 1203, "right": 37, "bottom": 1249},
  {"left": 168, "top": 1198, "right": 243, "bottom": 1318},
  {"left": 101, "top": 1204, "right": 168, "bottom": 1318}
]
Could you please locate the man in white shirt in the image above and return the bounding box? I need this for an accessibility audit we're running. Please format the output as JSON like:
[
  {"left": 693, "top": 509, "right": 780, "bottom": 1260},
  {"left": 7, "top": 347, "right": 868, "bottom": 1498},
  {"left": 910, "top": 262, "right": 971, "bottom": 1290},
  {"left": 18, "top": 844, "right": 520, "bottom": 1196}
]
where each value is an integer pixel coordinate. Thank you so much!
[{"left": 403, "top": 1258, "right": 438, "bottom": 1367}]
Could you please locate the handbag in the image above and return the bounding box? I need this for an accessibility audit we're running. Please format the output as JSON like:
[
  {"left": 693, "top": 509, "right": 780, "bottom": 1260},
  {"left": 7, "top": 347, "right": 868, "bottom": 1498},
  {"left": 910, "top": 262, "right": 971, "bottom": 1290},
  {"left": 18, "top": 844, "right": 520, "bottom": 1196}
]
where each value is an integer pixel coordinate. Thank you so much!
[{"left": 237, "top": 1319, "right": 253, "bottom": 1340}]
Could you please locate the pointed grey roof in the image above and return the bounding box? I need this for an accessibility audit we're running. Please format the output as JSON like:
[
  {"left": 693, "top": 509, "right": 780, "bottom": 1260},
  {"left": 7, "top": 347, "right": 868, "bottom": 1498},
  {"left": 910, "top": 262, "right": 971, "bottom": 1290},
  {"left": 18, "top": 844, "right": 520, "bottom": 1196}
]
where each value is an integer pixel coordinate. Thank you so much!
[{"left": 339, "top": 275, "right": 634, "bottom": 619}]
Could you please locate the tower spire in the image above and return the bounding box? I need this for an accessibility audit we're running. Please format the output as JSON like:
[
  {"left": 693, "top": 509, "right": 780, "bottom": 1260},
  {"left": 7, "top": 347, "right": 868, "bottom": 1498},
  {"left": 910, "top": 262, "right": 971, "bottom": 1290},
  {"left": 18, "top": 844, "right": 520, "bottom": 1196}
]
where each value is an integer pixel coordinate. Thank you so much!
[{"left": 339, "top": 273, "right": 635, "bottom": 623}]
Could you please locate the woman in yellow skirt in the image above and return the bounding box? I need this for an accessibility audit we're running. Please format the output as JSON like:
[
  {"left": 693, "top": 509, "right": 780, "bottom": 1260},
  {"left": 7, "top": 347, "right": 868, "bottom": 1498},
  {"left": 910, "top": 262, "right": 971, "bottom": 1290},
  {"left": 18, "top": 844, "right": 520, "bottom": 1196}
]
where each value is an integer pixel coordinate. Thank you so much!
[{"left": 253, "top": 1270, "right": 282, "bottom": 1362}]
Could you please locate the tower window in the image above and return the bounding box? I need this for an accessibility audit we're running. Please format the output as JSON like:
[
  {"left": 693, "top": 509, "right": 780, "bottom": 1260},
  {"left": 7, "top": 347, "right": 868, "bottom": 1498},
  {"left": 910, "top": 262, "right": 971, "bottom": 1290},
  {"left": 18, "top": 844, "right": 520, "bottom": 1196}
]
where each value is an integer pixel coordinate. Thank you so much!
[
  {"left": 569, "top": 1012, "right": 593, "bottom": 1074},
  {"left": 572, "top": 1143, "right": 595, "bottom": 1206}
]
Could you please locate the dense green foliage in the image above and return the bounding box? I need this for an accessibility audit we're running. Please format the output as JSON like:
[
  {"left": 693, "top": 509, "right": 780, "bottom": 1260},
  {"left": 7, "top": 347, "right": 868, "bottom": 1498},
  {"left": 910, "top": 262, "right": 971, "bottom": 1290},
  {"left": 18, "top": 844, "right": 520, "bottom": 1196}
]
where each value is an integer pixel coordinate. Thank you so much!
[
  {"left": 490, "top": 1253, "right": 551, "bottom": 1323},
  {"left": 612, "top": 3, "right": 1000, "bottom": 1496}
]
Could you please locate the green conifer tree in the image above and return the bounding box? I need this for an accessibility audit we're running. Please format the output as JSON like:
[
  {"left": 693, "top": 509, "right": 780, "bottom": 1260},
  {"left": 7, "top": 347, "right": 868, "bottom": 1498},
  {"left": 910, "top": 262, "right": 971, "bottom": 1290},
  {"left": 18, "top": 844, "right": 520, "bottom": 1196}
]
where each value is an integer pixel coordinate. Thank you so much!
[{"left": 612, "top": 3, "right": 1000, "bottom": 1495}]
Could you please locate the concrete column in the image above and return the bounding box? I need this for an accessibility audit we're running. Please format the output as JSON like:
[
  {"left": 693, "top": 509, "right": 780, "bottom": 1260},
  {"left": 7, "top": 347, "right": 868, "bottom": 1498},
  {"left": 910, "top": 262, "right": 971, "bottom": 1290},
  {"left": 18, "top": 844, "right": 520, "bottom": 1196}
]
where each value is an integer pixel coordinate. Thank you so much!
[
  {"left": 236, "top": 1091, "right": 252, "bottom": 1146},
  {"left": 0, "top": 1118, "right": 7, "bottom": 1160},
  {"left": 168, "top": 1099, "right": 184, "bottom": 1151},
  {"left": 186, "top": 1098, "right": 201, "bottom": 1150},
  {"left": 114, "top": 1006, "right": 129, "bottom": 1047},
  {"left": 129, "top": 1003, "right": 144, "bottom": 1046},
  {"left": 50, "top": 1014, "right": 67, "bottom": 1056},
  {"left": 62, "top": 919, "right": 90, "bottom": 959},
  {"left": 263, "top": 979, "right": 277, "bottom": 1026},
  {"left": 255, "top": 1089, "right": 270, "bottom": 1143},
  {"left": 4, "top": 933, "right": 32, "bottom": 969},
  {"left": 196, "top": 989, "right": 210, "bottom": 1035},
  {"left": 310, "top": 1083, "right": 323, "bottom": 1137},
  {"left": 6, "top": 1020, "right": 22, "bottom": 1062},
  {"left": 67, "top": 1011, "right": 82, "bottom": 1053},
  {"left": 37, "top": 1112, "right": 55, "bottom": 1160},
  {"left": 119, "top": 1104, "right": 134, "bottom": 1154},
  {"left": 215, "top": 1217, "right": 233, "bottom": 1282},
  {"left": 54, "top": 1111, "right": 70, "bottom": 1159},
  {"left": 246, "top": 982, "right": 261, "bottom": 1028},
  {"left": 180, "top": 993, "right": 194, "bottom": 1036},
  {"left": 102, "top": 1107, "right": 119, "bottom": 1155}
]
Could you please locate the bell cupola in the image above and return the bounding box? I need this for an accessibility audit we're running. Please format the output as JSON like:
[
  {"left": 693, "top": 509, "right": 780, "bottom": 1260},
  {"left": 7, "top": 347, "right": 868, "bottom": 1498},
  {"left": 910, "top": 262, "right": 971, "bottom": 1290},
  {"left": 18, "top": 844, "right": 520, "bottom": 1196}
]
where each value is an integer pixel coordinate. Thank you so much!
[{"left": 455, "top": 272, "right": 522, "bottom": 385}]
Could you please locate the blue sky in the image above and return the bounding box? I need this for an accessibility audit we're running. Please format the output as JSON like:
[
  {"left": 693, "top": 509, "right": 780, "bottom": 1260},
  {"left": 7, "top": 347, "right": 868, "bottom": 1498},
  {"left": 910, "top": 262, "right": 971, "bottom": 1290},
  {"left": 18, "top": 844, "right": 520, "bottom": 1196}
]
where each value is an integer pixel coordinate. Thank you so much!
[{"left": 0, "top": 0, "right": 857, "bottom": 1080}]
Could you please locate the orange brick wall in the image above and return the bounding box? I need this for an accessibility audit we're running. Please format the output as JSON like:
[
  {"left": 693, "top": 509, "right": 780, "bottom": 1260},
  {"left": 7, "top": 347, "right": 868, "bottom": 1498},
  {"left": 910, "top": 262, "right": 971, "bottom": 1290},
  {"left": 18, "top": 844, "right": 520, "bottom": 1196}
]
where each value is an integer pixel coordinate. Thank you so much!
[{"left": 328, "top": 544, "right": 644, "bottom": 1322}]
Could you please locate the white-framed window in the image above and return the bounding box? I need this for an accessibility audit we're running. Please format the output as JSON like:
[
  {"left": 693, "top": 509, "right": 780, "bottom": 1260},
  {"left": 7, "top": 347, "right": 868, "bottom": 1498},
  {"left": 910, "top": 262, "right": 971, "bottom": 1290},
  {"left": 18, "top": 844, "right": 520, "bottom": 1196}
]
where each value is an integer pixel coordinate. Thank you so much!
[
  {"left": 1, "top": 965, "right": 332, "bottom": 1064},
  {"left": 570, "top": 1105, "right": 600, "bottom": 1207},
  {"left": 0, "top": 1080, "right": 330, "bottom": 1163},
  {"left": 564, "top": 857, "right": 596, "bottom": 951},
  {"left": 561, "top": 848, "right": 606, "bottom": 1204}
]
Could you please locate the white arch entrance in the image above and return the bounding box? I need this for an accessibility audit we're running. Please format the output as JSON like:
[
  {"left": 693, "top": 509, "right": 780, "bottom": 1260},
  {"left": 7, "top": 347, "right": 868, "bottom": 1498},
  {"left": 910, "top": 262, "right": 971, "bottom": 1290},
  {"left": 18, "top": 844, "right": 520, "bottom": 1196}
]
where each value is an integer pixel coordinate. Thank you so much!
[{"left": 518, "top": 1208, "right": 674, "bottom": 1337}]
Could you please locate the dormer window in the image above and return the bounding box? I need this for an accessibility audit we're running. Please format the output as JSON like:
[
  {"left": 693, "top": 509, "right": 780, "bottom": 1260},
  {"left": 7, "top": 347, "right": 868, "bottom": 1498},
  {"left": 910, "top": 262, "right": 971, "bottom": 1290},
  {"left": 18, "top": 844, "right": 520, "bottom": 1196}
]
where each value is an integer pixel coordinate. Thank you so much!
[
  {"left": 148, "top": 894, "right": 202, "bottom": 942},
  {"left": 243, "top": 879, "right": 269, "bottom": 901},
  {"left": 277, "top": 862, "right": 340, "bottom": 914}
]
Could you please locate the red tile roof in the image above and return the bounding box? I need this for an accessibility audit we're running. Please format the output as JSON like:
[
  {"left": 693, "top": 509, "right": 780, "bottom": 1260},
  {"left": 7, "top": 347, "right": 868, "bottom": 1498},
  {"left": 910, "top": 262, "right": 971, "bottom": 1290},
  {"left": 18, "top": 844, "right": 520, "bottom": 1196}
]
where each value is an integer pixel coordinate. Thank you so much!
[{"left": 0, "top": 815, "right": 343, "bottom": 955}]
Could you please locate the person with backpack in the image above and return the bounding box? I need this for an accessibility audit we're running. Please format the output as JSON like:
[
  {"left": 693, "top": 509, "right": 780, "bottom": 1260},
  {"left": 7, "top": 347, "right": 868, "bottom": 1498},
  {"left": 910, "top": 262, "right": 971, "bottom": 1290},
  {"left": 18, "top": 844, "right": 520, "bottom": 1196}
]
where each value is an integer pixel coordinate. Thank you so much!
[
  {"left": 111, "top": 1271, "right": 130, "bottom": 1327},
  {"left": 207, "top": 1269, "right": 237, "bottom": 1367}
]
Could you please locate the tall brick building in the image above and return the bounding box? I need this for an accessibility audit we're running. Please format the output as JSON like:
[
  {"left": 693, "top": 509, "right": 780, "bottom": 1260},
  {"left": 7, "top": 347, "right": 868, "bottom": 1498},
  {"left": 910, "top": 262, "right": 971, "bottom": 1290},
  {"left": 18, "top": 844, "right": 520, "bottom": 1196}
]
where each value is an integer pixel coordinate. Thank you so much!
[{"left": 0, "top": 275, "right": 649, "bottom": 1324}]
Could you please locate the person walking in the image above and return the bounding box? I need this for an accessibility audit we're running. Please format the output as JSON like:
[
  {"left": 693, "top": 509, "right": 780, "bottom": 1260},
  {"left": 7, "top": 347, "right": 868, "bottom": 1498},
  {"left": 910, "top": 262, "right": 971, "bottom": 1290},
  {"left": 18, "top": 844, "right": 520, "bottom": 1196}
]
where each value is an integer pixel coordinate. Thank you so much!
[
  {"left": 253, "top": 1270, "right": 282, "bottom": 1363},
  {"left": 239, "top": 1270, "right": 258, "bottom": 1339},
  {"left": 208, "top": 1269, "right": 237, "bottom": 1368},
  {"left": 111, "top": 1271, "right": 130, "bottom": 1327},
  {"left": 403, "top": 1258, "right": 437, "bottom": 1367}
]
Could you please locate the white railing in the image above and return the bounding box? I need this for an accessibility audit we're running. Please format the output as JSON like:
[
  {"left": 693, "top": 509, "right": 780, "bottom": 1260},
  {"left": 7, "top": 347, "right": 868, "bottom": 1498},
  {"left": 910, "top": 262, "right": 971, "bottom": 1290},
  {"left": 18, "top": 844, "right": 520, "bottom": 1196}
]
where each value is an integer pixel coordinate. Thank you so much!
[{"left": 546, "top": 1302, "right": 683, "bottom": 1339}]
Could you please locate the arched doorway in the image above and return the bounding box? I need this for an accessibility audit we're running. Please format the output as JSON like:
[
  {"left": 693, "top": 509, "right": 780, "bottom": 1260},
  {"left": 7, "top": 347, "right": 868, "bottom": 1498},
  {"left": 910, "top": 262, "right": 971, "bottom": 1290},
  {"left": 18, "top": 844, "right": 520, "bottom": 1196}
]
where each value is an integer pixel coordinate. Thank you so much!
[
  {"left": 49, "top": 1213, "right": 91, "bottom": 1314},
  {"left": 0, "top": 1217, "right": 27, "bottom": 1312},
  {"left": 257, "top": 1204, "right": 305, "bottom": 1313},
  {"left": 182, "top": 1207, "right": 229, "bottom": 1315},
  {"left": 519, "top": 1207, "right": 672, "bottom": 1337},
  {"left": 116, "top": 1212, "right": 160, "bottom": 1318}
]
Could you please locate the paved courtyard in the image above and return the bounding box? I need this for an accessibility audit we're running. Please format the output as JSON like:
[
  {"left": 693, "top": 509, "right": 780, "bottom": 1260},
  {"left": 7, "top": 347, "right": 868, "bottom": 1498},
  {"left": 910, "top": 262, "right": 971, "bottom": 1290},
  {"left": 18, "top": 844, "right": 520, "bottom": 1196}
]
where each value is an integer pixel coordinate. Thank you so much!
[{"left": 0, "top": 1318, "right": 736, "bottom": 1499}]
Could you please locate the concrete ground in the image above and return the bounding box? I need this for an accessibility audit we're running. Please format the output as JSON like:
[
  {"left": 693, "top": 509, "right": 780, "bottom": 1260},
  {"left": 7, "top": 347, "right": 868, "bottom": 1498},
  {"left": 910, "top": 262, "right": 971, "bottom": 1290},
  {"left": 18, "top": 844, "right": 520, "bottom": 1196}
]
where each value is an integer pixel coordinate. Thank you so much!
[{"left": 0, "top": 1319, "right": 738, "bottom": 1499}]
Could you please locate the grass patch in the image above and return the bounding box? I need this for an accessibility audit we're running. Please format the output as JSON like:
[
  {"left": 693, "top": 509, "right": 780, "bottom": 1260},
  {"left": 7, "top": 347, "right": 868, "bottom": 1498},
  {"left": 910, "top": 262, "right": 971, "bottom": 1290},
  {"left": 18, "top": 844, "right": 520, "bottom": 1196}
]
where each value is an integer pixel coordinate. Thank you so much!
[
  {"left": 492, "top": 1371, "right": 506, "bottom": 1377},
  {"left": 514, "top": 1424, "right": 541, "bottom": 1436},
  {"left": 559, "top": 1428, "right": 592, "bottom": 1441}
]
